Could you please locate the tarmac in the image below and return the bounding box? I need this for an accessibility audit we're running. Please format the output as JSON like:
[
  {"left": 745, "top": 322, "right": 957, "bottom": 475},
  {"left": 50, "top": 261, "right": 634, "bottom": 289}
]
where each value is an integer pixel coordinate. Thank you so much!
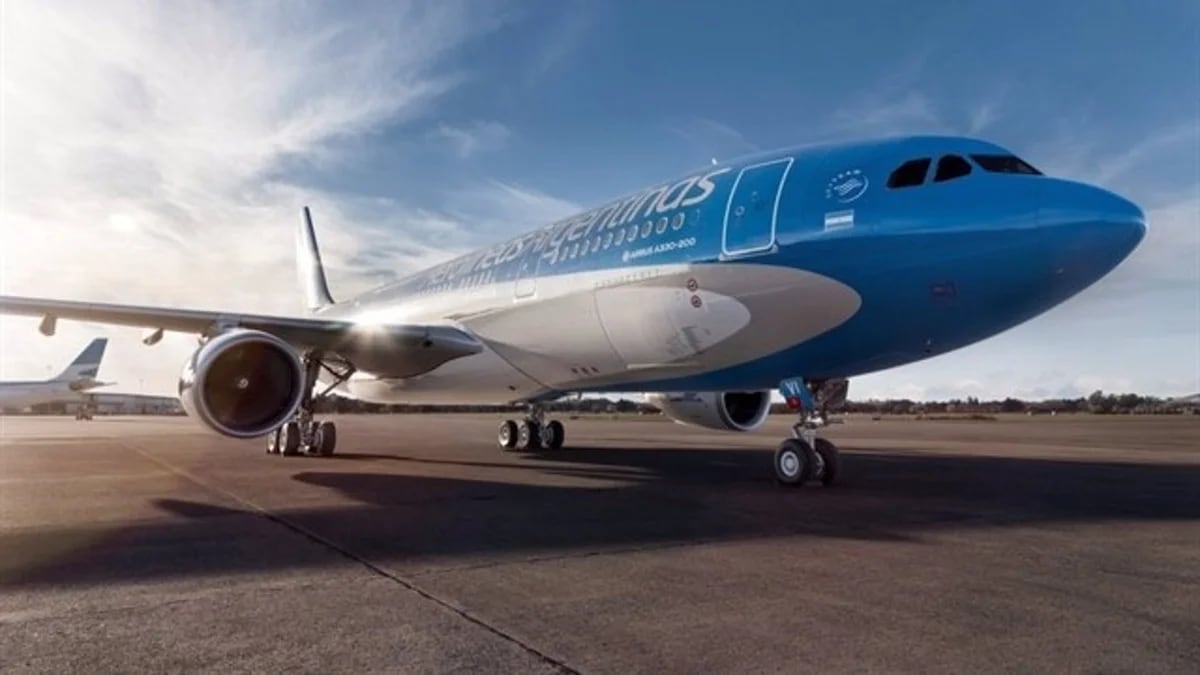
[{"left": 1, "top": 412, "right": 1198, "bottom": 673}]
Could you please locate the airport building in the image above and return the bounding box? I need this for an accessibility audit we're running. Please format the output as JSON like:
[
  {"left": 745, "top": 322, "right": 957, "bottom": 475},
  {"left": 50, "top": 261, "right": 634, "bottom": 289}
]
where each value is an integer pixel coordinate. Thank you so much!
[{"left": 2, "top": 393, "right": 182, "bottom": 416}]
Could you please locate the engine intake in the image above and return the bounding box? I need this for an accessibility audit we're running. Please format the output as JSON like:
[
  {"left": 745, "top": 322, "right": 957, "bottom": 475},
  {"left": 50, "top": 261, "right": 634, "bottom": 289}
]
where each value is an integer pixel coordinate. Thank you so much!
[
  {"left": 178, "top": 329, "right": 305, "bottom": 438},
  {"left": 645, "top": 391, "right": 772, "bottom": 432}
]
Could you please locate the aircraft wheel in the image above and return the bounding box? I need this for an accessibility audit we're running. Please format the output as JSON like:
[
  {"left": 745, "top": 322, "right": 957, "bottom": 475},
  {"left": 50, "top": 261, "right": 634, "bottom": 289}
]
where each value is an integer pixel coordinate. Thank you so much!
[
  {"left": 266, "top": 428, "right": 281, "bottom": 454},
  {"left": 774, "top": 438, "right": 814, "bottom": 486},
  {"left": 498, "top": 420, "right": 518, "bottom": 449},
  {"left": 516, "top": 420, "right": 541, "bottom": 451},
  {"left": 315, "top": 421, "right": 337, "bottom": 456},
  {"left": 279, "top": 422, "right": 301, "bottom": 456},
  {"left": 541, "top": 420, "right": 565, "bottom": 450},
  {"left": 812, "top": 438, "right": 840, "bottom": 486}
]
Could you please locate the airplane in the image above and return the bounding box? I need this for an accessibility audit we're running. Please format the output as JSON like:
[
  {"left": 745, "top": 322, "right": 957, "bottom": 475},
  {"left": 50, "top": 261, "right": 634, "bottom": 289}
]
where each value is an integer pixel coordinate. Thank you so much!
[
  {"left": 0, "top": 135, "right": 1146, "bottom": 487},
  {"left": 0, "top": 337, "right": 112, "bottom": 415}
]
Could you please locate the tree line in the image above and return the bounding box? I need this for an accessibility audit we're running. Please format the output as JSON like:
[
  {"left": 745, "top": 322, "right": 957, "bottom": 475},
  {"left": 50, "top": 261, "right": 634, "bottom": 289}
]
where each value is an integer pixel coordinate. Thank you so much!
[
  {"left": 316, "top": 391, "right": 1195, "bottom": 416},
  {"left": 769, "top": 391, "right": 1195, "bottom": 416}
]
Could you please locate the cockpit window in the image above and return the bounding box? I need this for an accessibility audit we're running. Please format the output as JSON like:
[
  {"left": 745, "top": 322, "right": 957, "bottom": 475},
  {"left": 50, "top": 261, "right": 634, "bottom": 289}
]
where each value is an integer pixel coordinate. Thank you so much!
[
  {"left": 887, "top": 158, "right": 931, "bottom": 188},
  {"left": 933, "top": 154, "right": 972, "bottom": 182},
  {"left": 970, "top": 154, "right": 1042, "bottom": 175}
]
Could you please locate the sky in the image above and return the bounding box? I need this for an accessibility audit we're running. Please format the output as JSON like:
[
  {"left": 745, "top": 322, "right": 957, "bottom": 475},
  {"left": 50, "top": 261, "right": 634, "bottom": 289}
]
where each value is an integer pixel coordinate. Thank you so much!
[{"left": 1, "top": 0, "right": 1197, "bottom": 400}]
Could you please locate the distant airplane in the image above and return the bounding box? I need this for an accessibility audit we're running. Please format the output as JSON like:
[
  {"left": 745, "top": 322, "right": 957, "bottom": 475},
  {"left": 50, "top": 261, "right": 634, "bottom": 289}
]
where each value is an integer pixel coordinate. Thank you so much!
[
  {"left": 0, "top": 338, "right": 112, "bottom": 414},
  {"left": 1164, "top": 393, "right": 1200, "bottom": 409},
  {"left": 0, "top": 135, "right": 1146, "bottom": 486}
]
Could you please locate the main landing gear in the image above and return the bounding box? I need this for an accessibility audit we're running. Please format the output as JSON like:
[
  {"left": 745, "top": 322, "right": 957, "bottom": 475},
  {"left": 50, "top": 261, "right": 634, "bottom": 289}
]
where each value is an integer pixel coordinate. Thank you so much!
[
  {"left": 773, "top": 377, "right": 843, "bottom": 487},
  {"left": 497, "top": 405, "right": 565, "bottom": 451},
  {"left": 267, "top": 352, "right": 355, "bottom": 458}
]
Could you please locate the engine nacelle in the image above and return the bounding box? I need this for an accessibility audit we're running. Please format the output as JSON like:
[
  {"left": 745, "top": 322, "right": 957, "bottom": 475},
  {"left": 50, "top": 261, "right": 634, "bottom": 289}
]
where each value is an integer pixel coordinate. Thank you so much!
[
  {"left": 645, "top": 391, "right": 772, "bottom": 432},
  {"left": 178, "top": 329, "right": 305, "bottom": 438}
]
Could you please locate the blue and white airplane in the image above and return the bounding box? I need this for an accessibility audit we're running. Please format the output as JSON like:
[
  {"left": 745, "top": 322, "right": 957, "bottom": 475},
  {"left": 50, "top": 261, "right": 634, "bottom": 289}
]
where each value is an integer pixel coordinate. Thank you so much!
[
  {"left": 0, "top": 338, "right": 111, "bottom": 412},
  {"left": 0, "top": 135, "right": 1145, "bottom": 486}
]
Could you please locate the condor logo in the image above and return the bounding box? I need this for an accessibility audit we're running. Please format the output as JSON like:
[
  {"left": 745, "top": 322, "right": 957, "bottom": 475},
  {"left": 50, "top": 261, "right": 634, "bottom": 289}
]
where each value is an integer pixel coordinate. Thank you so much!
[{"left": 825, "top": 170, "right": 869, "bottom": 203}]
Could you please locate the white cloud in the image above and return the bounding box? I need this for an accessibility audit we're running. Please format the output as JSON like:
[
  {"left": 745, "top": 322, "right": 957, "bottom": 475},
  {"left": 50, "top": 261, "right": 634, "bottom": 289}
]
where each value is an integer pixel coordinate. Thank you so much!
[
  {"left": 668, "top": 116, "right": 760, "bottom": 158},
  {"left": 434, "top": 121, "right": 513, "bottom": 158},
  {"left": 522, "top": 2, "right": 592, "bottom": 86},
  {"left": 827, "top": 91, "right": 942, "bottom": 137},
  {"left": 0, "top": 0, "right": 516, "bottom": 394},
  {"left": 450, "top": 180, "right": 579, "bottom": 229},
  {"left": 1093, "top": 123, "right": 1200, "bottom": 186},
  {"left": 966, "top": 101, "right": 999, "bottom": 135}
]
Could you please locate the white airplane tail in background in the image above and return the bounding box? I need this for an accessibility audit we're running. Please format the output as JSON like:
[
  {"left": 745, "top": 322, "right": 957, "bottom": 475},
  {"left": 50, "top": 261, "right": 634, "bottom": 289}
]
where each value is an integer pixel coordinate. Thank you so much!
[{"left": 53, "top": 337, "right": 108, "bottom": 383}]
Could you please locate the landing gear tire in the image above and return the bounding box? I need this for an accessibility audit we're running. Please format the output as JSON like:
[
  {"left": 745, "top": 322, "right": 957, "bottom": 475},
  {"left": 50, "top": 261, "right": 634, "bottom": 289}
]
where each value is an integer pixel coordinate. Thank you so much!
[
  {"left": 776, "top": 376, "right": 846, "bottom": 488},
  {"left": 314, "top": 421, "right": 337, "bottom": 456},
  {"left": 811, "top": 437, "right": 840, "bottom": 487},
  {"left": 542, "top": 420, "right": 565, "bottom": 450},
  {"left": 263, "top": 352, "right": 354, "bottom": 460},
  {"left": 498, "top": 420, "right": 518, "bottom": 449},
  {"left": 279, "top": 422, "right": 301, "bottom": 457},
  {"left": 516, "top": 420, "right": 541, "bottom": 451},
  {"left": 499, "top": 409, "right": 563, "bottom": 452},
  {"left": 774, "top": 438, "right": 814, "bottom": 486}
]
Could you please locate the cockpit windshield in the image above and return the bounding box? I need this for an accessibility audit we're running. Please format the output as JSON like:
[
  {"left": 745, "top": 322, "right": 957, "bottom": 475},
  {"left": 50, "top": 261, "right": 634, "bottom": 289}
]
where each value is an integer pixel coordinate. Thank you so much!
[{"left": 970, "top": 154, "right": 1042, "bottom": 175}]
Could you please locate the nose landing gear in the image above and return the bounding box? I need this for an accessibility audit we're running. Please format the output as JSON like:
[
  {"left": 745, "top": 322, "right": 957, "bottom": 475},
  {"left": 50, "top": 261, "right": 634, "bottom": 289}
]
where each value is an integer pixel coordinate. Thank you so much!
[{"left": 774, "top": 377, "right": 843, "bottom": 487}]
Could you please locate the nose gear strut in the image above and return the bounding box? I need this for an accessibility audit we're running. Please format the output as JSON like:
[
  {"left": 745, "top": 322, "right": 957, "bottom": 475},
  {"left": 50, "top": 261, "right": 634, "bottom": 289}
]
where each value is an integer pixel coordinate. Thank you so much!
[{"left": 773, "top": 377, "right": 842, "bottom": 487}]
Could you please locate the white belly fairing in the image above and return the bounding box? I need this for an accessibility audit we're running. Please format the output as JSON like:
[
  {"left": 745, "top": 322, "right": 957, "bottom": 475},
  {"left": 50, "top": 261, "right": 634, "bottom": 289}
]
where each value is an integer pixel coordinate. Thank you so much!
[{"left": 340, "top": 262, "right": 861, "bottom": 404}]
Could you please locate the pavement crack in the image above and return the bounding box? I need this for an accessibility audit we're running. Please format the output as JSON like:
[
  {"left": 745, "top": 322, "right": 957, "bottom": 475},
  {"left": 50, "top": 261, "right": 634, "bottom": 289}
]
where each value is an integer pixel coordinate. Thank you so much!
[
  {"left": 123, "top": 441, "right": 580, "bottom": 675},
  {"left": 253, "top": 509, "right": 581, "bottom": 674}
]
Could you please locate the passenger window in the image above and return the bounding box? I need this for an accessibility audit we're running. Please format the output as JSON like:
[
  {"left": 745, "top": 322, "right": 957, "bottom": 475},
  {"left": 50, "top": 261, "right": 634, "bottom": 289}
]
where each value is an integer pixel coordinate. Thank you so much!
[
  {"left": 887, "top": 158, "right": 931, "bottom": 188},
  {"left": 934, "top": 155, "right": 972, "bottom": 182},
  {"left": 671, "top": 213, "right": 685, "bottom": 230},
  {"left": 656, "top": 217, "right": 668, "bottom": 234}
]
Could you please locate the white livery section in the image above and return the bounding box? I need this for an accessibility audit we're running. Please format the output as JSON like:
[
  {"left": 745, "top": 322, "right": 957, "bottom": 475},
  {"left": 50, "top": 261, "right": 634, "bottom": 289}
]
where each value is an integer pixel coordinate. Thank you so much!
[{"left": 338, "top": 262, "right": 862, "bottom": 404}]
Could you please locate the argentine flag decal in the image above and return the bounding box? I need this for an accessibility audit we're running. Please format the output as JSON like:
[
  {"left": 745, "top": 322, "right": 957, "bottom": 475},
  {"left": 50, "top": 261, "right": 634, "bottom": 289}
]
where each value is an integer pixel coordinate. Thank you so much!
[{"left": 824, "top": 210, "right": 854, "bottom": 231}]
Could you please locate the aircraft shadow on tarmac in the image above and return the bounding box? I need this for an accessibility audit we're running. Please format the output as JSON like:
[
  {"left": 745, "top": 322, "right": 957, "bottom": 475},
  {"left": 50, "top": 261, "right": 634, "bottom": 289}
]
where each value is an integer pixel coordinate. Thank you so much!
[{"left": 3, "top": 446, "right": 1198, "bottom": 588}]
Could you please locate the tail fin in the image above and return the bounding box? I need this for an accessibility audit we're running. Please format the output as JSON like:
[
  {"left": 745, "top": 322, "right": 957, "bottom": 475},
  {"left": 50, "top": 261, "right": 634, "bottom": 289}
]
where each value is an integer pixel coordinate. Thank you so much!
[
  {"left": 296, "top": 206, "right": 335, "bottom": 312},
  {"left": 54, "top": 338, "right": 108, "bottom": 382}
]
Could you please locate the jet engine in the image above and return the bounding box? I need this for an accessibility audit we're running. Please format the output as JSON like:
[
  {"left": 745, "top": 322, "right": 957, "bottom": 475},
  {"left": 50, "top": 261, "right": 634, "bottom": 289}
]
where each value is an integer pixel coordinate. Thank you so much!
[
  {"left": 178, "top": 329, "right": 305, "bottom": 438},
  {"left": 645, "top": 391, "right": 772, "bottom": 432}
]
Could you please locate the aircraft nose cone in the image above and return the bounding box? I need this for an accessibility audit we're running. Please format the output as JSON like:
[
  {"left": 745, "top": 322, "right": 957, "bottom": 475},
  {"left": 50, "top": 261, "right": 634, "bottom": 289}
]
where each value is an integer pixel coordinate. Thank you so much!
[
  {"left": 1040, "top": 180, "right": 1146, "bottom": 261},
  {"left": 1115, "top": 193, "right": 1147, "bottom": 249}
]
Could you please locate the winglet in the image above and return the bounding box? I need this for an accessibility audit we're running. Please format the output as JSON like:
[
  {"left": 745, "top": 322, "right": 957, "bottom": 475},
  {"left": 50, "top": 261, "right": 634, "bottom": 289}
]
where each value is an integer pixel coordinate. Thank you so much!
[{"left": 296, "top": 206, "right": 335, "bottom": 312}]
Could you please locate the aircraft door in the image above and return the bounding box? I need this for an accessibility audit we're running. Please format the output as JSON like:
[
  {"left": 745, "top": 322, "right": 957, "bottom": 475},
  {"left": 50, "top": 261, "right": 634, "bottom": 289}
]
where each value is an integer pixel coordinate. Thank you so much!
[
  {"left": 513, "top": 252, "right": 539, "bottom": 299},
  {"left": 722, "top": 158, "right": 793, "bottom": 257}
]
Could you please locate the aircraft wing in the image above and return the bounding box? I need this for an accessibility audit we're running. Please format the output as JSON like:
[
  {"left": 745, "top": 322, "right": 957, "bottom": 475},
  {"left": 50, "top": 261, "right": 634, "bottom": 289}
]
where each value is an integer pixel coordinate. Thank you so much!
[{"left": 0, "top": 295, "right": 484, "bottom": 379}]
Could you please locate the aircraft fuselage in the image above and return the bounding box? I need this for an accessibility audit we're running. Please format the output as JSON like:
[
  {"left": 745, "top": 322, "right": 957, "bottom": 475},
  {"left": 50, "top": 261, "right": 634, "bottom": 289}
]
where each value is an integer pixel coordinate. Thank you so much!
[{"left": 320, "top": 135, "right": 1145, "bottom": 404}]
